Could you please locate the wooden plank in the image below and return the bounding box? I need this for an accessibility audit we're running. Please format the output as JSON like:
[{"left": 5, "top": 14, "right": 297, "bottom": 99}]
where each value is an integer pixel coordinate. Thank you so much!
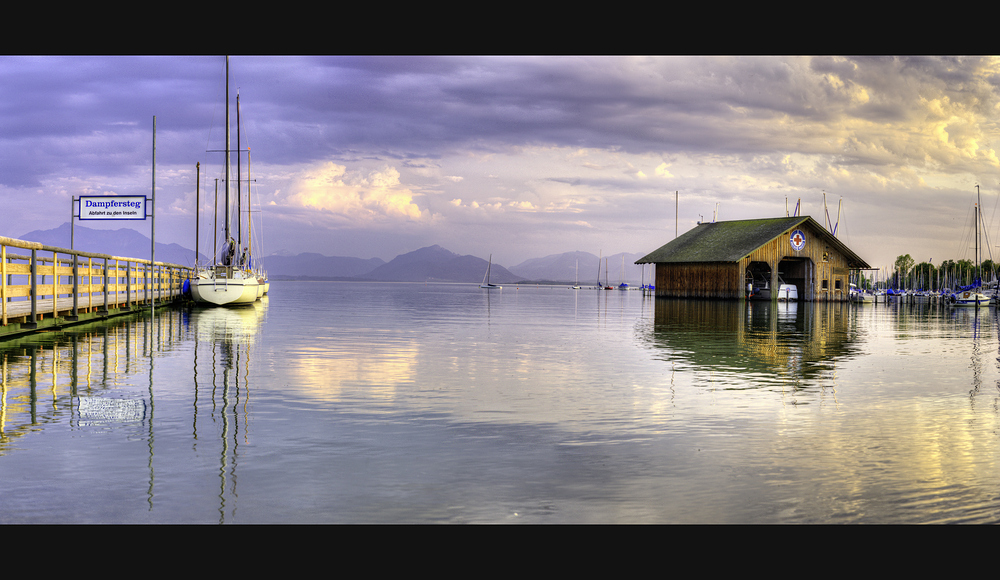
[{"left": 4, "top": 263, "right": 31, "bottom": 275}]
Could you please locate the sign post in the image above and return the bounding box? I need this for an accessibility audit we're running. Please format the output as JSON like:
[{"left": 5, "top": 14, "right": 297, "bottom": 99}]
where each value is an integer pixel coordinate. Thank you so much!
[{"left": 69, "top": 117, "right": 156, "bottom": 316}]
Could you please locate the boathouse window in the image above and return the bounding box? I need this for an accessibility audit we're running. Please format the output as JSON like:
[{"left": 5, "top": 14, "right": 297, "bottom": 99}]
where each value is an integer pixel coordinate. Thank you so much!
[
  {"left": 835, "top": 280, "right": 842, "bottom": 290},
  {"left": 822, "top": 279, "right": 829, "bottom": 290}
]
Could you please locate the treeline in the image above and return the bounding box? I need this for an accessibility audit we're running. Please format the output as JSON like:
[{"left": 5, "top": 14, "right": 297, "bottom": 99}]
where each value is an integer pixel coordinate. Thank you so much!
[{"left": 862, "top": 254, "right": 997, "bottom": 291}]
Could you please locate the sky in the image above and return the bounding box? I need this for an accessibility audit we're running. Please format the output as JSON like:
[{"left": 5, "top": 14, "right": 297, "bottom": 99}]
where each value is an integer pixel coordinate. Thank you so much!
[{"left": 3, "top": 55, "right": 1000, "bottom": 270}]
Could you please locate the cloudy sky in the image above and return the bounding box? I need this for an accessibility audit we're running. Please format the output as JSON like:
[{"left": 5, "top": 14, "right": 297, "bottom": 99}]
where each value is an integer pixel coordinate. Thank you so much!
[{"left": 3, "top": 55, "right": 1000, "bottom": 269}]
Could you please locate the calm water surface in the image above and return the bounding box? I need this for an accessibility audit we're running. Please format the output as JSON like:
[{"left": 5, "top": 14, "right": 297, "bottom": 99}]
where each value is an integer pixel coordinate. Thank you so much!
[{"left": 2, "top": 281, "right": 1000, "bottom": 523}]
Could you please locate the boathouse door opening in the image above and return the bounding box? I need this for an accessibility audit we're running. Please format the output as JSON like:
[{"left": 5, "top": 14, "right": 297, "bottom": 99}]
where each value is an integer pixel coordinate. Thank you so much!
[
  {"left": 746, "top": 261, "right": 772, "bottom": 300},
  {"left": 778, "top": 257, "right": 814, "bottom": 301}
]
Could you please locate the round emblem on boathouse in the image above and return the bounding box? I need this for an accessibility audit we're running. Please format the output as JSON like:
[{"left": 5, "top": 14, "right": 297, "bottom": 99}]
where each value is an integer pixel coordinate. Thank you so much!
[{"left": 790, "top": 229, "right": 806, "bottom": 251}]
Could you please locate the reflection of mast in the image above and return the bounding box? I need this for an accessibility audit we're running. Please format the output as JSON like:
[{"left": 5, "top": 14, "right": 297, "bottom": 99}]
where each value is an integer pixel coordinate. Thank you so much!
[{"left": 190, "top": 303, "right": 266, "bottom": 522}]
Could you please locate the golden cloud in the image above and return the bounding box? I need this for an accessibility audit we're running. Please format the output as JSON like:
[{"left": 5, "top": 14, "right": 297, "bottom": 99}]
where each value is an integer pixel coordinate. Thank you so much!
[{"left": 288, "top": 162, "right": 424, "bottom": 221}]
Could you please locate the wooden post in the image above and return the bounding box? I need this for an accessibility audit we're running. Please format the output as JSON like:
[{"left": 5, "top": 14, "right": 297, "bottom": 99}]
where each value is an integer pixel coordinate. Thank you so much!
[
  {"left": 770, "top": 260, "right": 779, "bottom": 303},
  {"left": 29, "top": 248, "right": 37, "bottom": 325},
  {"left": 1, "top": 245, "right": 6, "bottom": 326},
  {"left": 87, "top": 257, "right": 93, "bottom": 312},
  {"left": 102, "top": 257, "right": 108, "bottom": 313},
  {"left": 52, "top": 251, "right": 57, "bottom": 319}
]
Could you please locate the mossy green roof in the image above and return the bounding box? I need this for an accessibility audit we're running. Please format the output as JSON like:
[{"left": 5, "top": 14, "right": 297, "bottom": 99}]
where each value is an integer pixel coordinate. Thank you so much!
[{"left": 635, "top": 216, "right": 869, "bottom": 268}]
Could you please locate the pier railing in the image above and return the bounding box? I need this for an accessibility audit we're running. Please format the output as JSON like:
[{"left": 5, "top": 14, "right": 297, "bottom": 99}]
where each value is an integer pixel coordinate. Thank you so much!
[{"left": 0, "top": 235, "right": 194, "bottom": 334}]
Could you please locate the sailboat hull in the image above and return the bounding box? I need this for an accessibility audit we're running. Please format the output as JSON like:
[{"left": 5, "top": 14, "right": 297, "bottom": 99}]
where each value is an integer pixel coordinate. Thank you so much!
[
  {"left": 190, "top": 268, "right": 260, "bottom": 306},
  {"left": 951, "top": 290, "right": 989, "bottom": 306}
]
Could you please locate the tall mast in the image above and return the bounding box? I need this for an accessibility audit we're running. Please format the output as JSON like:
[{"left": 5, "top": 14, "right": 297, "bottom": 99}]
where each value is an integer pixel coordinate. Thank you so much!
[
  {"left": 248, "top": 146, "right": 252, "bottom": 265},
  {"left": 834, "top": 197, "right": 842, "bottom": 238},
  {"left": 237, "top": 89, "right": 242, "bottom": 250},
  {"left": 597, "top": 250, "right": 602, "bottom": 286},
  {"left": 977, "top": 184, "right": 981, "bottom": 284},
  {"left": 224, "top": 56, "right": 231, "bottom": 246}
]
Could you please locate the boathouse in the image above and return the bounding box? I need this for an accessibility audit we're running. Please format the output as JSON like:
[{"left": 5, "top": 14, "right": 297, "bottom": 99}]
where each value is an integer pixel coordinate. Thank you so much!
[{"left": 635, "top": 216, "right": 870, "bottom": 301}]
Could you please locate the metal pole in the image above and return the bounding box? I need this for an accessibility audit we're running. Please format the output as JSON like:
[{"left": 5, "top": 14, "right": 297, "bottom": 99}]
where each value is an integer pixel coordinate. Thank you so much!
[
  {"left": 71, "top": 195, "right": 78, "bottom": 319},
  {"left": 237, "top": 90, "right": 242, "bottom": 251},
  {"left": 151, "top": 115, "right": 156, "bottom": 315},
  {"left": 196, "top": 162, "right": 200, "bottom": 269},
  {"left": 72, "top": 248, "right": 78, "bottom": 319},
  {"left": 214, "top": 178, "right": 218, "bottom": 264}
]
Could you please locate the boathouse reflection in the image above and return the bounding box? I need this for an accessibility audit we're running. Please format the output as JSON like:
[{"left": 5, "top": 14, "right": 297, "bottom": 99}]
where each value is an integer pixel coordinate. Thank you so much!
[{"left": 642, "top": 300, "right": 860, "bottom": 387}]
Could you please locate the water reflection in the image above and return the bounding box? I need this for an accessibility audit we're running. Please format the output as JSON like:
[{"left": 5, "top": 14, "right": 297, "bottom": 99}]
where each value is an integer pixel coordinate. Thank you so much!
[
  {"left": 640, "top": 300, "right": 861, "bottom": 390},
  {"left": 7, "top": 283, "right": 1000, "bottom": 523},
  {"left": 0, "top": 300, "right": 267, "bottom": 523},
  {"left": 0, "top": 310, "right": 185, "bottom": 453},
  {"left": 190, "top": 300, "right": 267, "bottom": 523}
]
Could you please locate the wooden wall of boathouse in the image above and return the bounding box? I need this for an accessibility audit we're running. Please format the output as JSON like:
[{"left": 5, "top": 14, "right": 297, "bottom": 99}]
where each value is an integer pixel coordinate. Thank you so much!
[{"left": 653, "top": 262, "right": 742, "bottom": 299}]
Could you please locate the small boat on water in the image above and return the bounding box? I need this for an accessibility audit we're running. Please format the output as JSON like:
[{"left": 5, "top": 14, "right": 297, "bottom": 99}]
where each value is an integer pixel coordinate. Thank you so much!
[
  {"left": 849, "top": 283, "right": 874, "bottom": 303},
  {"left": 480, "top": 254, "right": 502, "bottom": 289},
  {"left": 950, "top": 287, "right": 989, "bottom": 307},
  {"left": 776, "top": 283, "right": 798, "bottom": 301}
]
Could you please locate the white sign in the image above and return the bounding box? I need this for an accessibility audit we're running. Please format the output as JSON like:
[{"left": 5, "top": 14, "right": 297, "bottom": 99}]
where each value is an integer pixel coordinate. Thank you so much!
[{"left": 79, "top": 196, "right": 146, "bottom": 220}]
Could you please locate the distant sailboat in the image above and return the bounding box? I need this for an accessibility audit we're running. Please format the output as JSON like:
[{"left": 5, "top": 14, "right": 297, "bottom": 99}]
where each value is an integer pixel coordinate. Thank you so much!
[
  {"left": 596, "top": 250, "right": 602, "bottom": 290},
  {"left": 950, "top": 190, "right": 988, "bottom": 307},
  {"left": 572, "top": 258, "right": 581, "bottom": 289},
  {"left": 618, "top": 254, "right": 629, "bottom": 290},
  {"left": 480, "top": 254, "right": 502, "bottom": 289}
]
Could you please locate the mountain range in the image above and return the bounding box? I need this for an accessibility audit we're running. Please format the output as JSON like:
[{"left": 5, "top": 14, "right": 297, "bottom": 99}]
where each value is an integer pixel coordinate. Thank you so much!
[
  {"left": 17, "top": 224, "right": 651, "bottom": 285},
  {"left": 19, "top": 223, "right": 206, "bottom": 267}
]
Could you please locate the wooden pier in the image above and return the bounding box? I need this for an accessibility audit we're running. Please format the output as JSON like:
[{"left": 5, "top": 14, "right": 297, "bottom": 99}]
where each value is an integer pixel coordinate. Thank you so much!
[{"left": 0, "top": 235, "right": 194, "bottom": 339}]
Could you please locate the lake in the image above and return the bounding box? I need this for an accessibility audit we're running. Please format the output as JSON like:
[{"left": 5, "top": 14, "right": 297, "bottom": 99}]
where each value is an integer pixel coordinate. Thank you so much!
[{"left": 2, "top": 281, "right": 1000, "bottom": 523}]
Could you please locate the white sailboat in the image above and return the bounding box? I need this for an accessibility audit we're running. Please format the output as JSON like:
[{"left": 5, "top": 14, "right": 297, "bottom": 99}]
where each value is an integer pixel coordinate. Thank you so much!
[
  {"left": 480, "top": 254, "right": 502, "bottom": 289},
  {"left": 190, "top": 57, "right": 260, "bottom": 306},
  {"left": 618, "top": 254, "right": 628, "bottom": 290},
  {"left": 950, "top": 188, "right": 989, "bottom": 307},
  {"left": 571, "top": 258, "right": 581, "bottom": 289}
]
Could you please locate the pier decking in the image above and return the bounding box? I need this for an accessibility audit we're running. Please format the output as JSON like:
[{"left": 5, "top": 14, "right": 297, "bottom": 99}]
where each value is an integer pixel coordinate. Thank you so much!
[{"left": 0, "top": 235, "right": 194, "bottom": 339}]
